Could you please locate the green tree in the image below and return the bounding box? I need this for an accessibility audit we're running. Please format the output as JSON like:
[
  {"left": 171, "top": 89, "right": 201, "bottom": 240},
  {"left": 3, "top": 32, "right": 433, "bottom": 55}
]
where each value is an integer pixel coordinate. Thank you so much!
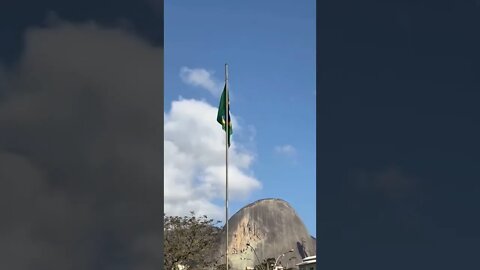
[{"left": 164, "top": 211, "right": 221, "bottom": 270}]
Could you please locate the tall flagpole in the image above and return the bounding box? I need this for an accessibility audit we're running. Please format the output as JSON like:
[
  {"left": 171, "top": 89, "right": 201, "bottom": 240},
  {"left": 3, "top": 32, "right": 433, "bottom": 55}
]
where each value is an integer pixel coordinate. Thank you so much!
[{"left": 225, "top": 63, "right": 229, "bottom": 270}]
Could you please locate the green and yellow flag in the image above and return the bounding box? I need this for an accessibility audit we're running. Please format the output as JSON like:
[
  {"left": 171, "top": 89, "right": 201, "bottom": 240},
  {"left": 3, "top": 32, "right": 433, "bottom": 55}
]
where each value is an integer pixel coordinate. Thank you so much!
[{"left": 217, "top": 84, "right": 232, "bottom": 147}]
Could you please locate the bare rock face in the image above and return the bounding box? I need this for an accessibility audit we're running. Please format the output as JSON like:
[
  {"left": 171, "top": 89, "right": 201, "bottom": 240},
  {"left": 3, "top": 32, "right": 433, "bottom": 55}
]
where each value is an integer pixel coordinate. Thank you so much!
[{"left": 215, "top": 198, "right": 316, "bottom": 270}]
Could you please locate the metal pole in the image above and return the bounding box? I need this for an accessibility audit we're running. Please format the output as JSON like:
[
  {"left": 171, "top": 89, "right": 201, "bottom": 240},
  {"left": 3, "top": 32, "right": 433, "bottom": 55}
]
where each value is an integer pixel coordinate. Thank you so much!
[
  {"left": 225, "top": 63, "right": 229, "bottom": 270},
  {"left": 247, "top": 244, "right": 264, "bottom": 270},
  {"left": 274, "top": 255, "right": 283, "bottom": 270},
  {"left": 274, "top": 250, "right": 294, "bottom": 270}
]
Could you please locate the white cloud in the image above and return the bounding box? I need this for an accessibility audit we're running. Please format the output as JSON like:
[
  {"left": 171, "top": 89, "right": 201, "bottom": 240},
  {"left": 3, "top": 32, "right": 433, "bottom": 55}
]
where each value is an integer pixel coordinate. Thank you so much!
[
  {"left": 179, "top": 67, "right": 223, "bottom": 96},
  {"left": 274, "top": 144, "right": 297, "bottom": 157},
  {"left": 164, "top": 98, "right": 261, "bottom": 221}
]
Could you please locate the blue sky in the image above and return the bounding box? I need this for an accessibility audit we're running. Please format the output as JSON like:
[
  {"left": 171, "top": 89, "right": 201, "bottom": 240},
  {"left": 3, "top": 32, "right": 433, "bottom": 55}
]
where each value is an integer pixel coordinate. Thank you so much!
[{"left": 164, "top": 1, "right": 316, "bottom": 236}]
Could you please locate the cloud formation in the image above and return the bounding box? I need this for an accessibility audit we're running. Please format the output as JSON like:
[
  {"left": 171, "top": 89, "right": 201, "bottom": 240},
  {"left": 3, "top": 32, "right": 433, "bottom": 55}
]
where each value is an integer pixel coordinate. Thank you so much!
[
  {"left": 0, "top": 20, "right": 163, "bottom": 270},
  {"left": 164, "top": 98, "right": 261, "bottom": 221},
  {"left": 179, "top": 67, "right": 223, "bottom": 96},
  {"left": 274, "top": 144, "right": 297, "bottom": 157}
]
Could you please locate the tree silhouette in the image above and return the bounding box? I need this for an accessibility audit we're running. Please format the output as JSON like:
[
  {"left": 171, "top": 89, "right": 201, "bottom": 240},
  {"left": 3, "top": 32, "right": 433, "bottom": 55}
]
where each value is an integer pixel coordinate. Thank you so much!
[{"left": 164, "top": 212, "right": 221, "bottom": 270}]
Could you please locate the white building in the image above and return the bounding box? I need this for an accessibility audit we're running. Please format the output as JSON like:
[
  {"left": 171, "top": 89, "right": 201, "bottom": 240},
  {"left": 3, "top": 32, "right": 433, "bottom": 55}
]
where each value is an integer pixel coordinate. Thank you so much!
[{"left": 296, "top": 256, "right": 316, "bottom": 270}]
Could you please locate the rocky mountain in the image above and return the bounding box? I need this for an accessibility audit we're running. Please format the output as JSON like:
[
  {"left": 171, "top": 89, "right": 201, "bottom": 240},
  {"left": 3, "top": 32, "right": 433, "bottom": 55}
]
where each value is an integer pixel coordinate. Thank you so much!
[{"left": 215, "top": 198, "right": 316, "bottom": 270}]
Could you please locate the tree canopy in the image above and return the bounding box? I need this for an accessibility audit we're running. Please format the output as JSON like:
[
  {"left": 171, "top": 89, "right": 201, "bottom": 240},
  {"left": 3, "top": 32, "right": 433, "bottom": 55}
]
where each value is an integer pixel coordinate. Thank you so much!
[{"left": 164, "top": 212, "right": 222, "bottom": 270}]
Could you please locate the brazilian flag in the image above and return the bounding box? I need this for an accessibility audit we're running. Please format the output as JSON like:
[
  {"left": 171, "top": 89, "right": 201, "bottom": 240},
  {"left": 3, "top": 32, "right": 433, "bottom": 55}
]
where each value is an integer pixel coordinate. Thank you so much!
[{"left": 217, "top": 84, "right": 232, "bottom": 147}]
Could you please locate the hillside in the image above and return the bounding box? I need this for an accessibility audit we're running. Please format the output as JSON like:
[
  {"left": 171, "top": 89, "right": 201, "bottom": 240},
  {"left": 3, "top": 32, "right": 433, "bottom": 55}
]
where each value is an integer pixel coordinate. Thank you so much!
[{"left": 215, "top": 198, "right": 316, "bottom": 270}]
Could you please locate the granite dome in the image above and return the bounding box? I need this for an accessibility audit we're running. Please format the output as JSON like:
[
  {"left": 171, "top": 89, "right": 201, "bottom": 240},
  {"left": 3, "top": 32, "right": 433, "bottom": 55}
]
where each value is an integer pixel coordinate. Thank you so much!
[{"left": 216, "top": 198, "right": 316, "bottom": 270}]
